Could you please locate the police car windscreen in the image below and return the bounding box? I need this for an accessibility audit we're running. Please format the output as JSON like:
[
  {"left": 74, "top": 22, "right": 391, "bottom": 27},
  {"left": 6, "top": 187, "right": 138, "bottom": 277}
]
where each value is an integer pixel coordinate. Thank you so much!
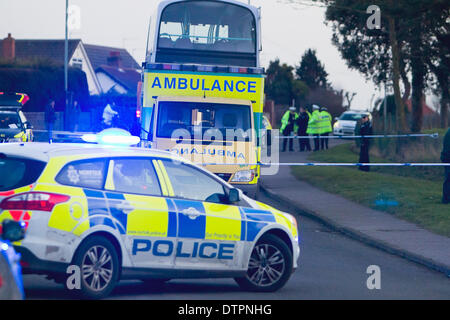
[
  {"left": 0, "top": 157, "right": 46, "bottom": 191},
  {"left": 157, "top": 101, "right": 252, "bottom": 141},
  {"left": 0, "top": 112, "right": 21, "bottom": 129}
]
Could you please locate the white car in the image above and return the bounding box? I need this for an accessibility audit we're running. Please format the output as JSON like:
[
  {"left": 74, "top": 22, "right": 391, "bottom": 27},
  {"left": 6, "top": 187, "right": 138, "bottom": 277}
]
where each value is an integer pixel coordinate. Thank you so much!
[
  {"left": 0, "top": 142, "right": 300, "bottom": 299},
  {"left": 333, "top": 110, "right": 371, "bottom": 136}
]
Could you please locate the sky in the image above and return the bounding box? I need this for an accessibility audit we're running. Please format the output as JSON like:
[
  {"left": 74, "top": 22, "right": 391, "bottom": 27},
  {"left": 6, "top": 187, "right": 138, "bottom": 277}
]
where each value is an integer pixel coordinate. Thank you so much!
[{"left": 0, "top": 0, "right": 383, "bottom": 110}]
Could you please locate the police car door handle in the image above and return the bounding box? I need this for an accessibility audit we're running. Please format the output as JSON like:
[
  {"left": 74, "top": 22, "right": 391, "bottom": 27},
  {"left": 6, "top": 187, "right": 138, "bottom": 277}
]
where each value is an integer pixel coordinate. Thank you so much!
[
  {"left": 181, "top": 207, "right": 201, "bottom": 220},
  {"left": 115, "top": 201, "right": 134, "bottom": 214}
]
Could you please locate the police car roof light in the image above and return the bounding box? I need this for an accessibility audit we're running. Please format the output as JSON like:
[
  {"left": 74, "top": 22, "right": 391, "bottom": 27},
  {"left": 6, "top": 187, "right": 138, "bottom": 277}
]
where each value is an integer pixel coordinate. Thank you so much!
[
  {"left": 82, "top": 129, "right": 140, "bottom": 146},
  {"left": 100, "top": 134, "right": 140, "bottom": 145}
]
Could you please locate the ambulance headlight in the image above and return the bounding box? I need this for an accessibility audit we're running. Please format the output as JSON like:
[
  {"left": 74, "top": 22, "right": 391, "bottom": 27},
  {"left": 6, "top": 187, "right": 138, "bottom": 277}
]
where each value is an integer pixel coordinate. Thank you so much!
[{"left": 231, "top": 169, "right": 255, "bottom": 182}]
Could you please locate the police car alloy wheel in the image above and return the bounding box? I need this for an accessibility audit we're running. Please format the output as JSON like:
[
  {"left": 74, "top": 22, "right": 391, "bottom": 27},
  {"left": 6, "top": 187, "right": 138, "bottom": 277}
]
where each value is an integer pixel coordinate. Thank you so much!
[
  {"left": 235, "top": 234, "right": 293, "bottom": 292},
  {"left": 72, "top": 236, "right": 119, "bottom": 299}
]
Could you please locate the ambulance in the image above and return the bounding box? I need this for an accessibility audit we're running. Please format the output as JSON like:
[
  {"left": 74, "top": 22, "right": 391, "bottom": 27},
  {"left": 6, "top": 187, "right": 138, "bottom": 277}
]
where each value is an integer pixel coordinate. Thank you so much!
[{"left": 140, "top": 0, "right": 265, "bottom": 198}]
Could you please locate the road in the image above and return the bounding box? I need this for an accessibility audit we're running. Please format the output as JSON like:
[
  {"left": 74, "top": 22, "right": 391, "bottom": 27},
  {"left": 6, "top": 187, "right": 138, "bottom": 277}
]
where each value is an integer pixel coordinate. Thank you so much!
[{"left": 23, "top": 190, "right": 450, "bottom": 300}]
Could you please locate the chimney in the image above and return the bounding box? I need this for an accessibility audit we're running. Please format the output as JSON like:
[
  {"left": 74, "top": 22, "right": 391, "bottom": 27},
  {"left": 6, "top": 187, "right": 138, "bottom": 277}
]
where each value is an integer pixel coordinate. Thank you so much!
[
  {"left": 107, "top": 51, "right": 122, "bottom": 68},
  {"left": 2, "top": 33, "right": 15, "bottom": 60}
]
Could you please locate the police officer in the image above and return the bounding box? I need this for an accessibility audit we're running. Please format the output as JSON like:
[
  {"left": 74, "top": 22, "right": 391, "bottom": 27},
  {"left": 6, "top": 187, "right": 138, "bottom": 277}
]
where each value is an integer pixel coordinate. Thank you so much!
[
  {"left": 44, "top": 99, "right": 56, "bottom": 143},
  {"left": 441, "top": 127, "right": 450, "bottom": 204},
  {"left": 307, "top": 105, "right": 321, "bottom": 151},
  {"left": 319, "top": 107, "right": 332, "bottom": 150},
  {"left": 358, "top": 114, "right": 372, "bottom": 171},
  {"left": 297, "top": 106, "right": 311, "bottom": 151},
  {"left": 280, "top": 106, "right": 298, "bottom": 152}
]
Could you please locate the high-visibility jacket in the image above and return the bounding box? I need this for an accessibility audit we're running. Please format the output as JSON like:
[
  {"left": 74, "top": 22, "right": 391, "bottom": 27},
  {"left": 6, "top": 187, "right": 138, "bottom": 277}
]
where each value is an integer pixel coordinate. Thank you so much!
[
  {"left": 306, "top": 110, "right": 321, "bottom": 134},
  {"left": 280, "top": 111, "right": 298, "bottom": 134},
  {"left": 319, "top": 110, "right": 332, "bottom": 134}
]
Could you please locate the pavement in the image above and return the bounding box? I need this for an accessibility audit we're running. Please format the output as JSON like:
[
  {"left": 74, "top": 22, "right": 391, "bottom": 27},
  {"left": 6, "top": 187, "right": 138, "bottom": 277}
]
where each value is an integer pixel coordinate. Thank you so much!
[{"left": 260, "top": 140, "right": 450, "bottom": 277}]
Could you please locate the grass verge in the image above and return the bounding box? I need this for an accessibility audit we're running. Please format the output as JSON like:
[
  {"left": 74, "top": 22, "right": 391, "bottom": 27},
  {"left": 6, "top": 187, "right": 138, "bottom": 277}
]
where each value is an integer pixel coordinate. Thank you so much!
[{"left": 291, "top": 143, "right": 450, "bottom": 237}]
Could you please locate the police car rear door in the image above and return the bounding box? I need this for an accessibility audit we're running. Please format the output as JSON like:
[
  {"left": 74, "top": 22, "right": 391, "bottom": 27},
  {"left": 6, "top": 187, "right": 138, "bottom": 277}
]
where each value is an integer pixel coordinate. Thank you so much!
[{"left": 104, "top": 157, "right": 176, "bottom": 269}]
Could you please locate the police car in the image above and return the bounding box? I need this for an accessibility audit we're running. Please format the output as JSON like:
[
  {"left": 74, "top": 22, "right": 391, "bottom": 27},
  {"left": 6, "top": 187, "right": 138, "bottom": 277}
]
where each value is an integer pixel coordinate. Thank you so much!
[{"left": 0, "top": 142, "right": 300, "bottom": 298}]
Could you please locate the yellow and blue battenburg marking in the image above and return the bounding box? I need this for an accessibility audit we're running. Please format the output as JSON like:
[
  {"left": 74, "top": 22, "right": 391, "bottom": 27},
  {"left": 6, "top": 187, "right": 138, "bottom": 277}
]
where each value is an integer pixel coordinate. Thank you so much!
[
  {"left": 82, "top": 189, "right": 127, "bottom": 234},
  {"left": 79, "top": 189, "right": 278, "bottom": 244},
  {"left": 173, "top": 199, "right": 206, "bottom": 239},
  {"left": 240, "top": 207, "right": 275, "bottom": 242}
]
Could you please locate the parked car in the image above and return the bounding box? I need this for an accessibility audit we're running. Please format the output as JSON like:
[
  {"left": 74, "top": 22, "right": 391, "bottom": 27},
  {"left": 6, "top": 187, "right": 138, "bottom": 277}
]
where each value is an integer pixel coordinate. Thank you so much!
[
  {"left": 0, "top": 219, "right": 26, "bottom": 300},
  {"left": 0, "top": 92, "right": 33, "bottom": 143},
  {"left": 333, "top": 110, "right": 371, "bottom": 136}
]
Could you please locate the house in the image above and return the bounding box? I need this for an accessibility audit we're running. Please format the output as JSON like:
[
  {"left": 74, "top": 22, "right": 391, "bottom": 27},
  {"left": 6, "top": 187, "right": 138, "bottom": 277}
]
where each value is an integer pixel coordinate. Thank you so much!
[
  {"left": 0, "top": 33, "right": 141, "bottom": 96},
  {"left": 404, "top": 98, "right": 437, "bottom": 116}
]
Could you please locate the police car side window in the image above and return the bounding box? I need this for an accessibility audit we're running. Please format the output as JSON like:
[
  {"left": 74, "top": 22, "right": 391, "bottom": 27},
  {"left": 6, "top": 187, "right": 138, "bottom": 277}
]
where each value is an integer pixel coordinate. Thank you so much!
[
  {"left": 161, "top": 160, "right": 226, "bottom": 203},
  {"left": 56, "top": 159, "right": 106, "bottom": 189},
  {"left": 106, "top": 158, "right": 162, "bottom": 196}
]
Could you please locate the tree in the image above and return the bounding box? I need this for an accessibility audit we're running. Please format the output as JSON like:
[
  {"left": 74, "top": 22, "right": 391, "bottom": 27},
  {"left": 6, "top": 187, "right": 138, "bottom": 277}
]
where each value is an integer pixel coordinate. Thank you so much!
[
  {"left": 324, "top": 0, "right": 450, "bottom": 132},
  {"left": 265, "top": 59, "right": 295, "bottom": 105},
  {"left": 344, "top": 91, "right": 357, "bottom": 109},
  {"left": 295, "top": 49, "right": 329, "bottom": 89},
  {"left": 265, "top": 59, "right": 308, "bottom": 106},
  {"left": 425, "top": 9, "right": 450, "bottom": 128},
  {"left": 324, "top": 0, "right": 409, "bottom": 132}
]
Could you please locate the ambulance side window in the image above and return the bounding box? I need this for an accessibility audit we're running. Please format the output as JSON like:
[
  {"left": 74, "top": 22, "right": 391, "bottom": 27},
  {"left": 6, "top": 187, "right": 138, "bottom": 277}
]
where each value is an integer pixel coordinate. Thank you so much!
[{"left": 56, "top": 159, "right": 106, "bottom": 189}]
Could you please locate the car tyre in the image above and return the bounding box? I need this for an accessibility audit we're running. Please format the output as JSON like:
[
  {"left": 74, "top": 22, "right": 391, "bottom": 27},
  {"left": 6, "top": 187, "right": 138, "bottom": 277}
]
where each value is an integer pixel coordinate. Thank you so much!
[
  {"left": 71, "top": 236, "right": 119, "bottom": 299},
  {"left": 235, "top": 234, "right": 292, "bottom": 292}
]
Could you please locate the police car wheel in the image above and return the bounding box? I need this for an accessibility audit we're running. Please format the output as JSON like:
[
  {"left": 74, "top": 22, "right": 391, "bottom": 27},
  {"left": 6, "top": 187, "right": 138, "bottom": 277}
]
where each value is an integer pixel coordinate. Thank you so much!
[
  {"left": 235, "top": 234, "right": 292, "bottom": 292},
  {"left": 72, "top": 236, "right": 119, "bottom": 299}
]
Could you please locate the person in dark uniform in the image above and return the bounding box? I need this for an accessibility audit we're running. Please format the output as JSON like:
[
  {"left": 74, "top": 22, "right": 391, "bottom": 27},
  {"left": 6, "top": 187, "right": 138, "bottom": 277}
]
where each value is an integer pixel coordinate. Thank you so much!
[
  {"left": 297, "top": 106, "right": 311, "bottom": 152},
  {"left": 358, "top": 114, "right": 372, "bottom": 172},
  {"left": 441, "top": 127, "right": 450, "bottom": 204},
  {"left": 44, "top": 99, "right": 56, "bottom": 143}
]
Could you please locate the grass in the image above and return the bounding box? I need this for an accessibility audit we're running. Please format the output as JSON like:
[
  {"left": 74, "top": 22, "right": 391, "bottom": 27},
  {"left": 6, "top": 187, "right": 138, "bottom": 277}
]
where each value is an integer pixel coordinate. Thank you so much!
[{"left": 291, "top": 143, "right": 450, "bottom": 237}]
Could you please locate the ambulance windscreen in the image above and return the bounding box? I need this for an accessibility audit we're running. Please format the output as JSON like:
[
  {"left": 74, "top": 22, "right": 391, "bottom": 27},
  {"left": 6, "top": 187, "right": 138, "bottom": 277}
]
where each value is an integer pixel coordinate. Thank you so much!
[{"left": 157, "top": 101, "right": 252, "bottom": 142}]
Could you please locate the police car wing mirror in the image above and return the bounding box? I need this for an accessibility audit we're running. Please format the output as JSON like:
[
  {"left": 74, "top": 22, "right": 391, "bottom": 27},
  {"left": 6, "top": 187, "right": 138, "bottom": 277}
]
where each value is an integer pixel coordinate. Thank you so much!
[
  {"left": 1, "top": 219, "right": 25, "bottom": 242},
  {"left": 25, "top": 122, "right": 33, "bottom": 129},
  {"left": 228, "top": 188, "right": 240, "bottom": 203}
]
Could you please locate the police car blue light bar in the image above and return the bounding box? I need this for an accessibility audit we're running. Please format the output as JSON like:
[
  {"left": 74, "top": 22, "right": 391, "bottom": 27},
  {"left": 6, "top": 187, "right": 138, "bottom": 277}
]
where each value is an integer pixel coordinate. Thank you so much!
[{"left": 82, "top": 129, "right": 140, "bottom": 146}]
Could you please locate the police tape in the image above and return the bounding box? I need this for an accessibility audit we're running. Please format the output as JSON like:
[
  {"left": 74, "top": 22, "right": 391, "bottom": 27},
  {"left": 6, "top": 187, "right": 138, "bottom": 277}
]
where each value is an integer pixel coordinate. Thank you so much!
[
  {"left": 31, "top": 130, "right": 91, "bottom": 134},
  {"left": 199, "top": 162, "right": 450, "bottom": 167},
  {"left": 278, "top": 133, "right": 439, "bottom": 139}
]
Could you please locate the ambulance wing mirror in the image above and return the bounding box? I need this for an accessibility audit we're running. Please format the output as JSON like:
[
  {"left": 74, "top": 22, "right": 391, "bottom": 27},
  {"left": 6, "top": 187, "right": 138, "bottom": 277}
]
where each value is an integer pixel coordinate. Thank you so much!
[{"left": 228, "top": 188, "right": 240, "bottom": 203}]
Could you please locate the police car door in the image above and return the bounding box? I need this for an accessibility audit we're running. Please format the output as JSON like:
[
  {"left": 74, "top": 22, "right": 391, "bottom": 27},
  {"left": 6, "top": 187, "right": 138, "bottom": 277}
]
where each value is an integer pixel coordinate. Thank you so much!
[
  {"left": 104, "top": 157, "right": 175, "bottom": 269},
  {"left": 159, "top": 159, "right": 243, "bottom": 271}
]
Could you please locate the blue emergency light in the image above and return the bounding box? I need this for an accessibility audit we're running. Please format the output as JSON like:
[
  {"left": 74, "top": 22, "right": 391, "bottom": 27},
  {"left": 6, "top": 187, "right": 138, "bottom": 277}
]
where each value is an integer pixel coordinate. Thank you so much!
[{"left": 82, "top": 129, "right": 140, "bottom": 146}]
